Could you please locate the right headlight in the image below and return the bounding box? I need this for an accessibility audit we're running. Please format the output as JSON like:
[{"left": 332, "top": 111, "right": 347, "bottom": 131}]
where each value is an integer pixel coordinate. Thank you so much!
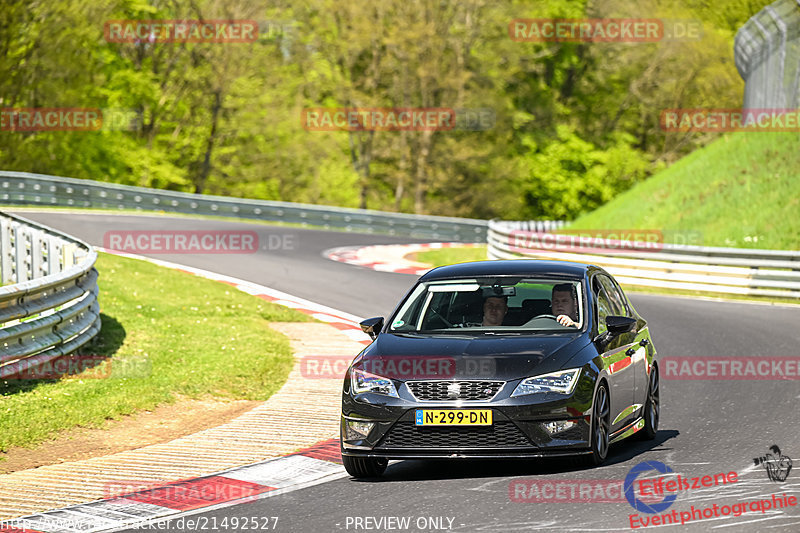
[
  {"left": 511, "top": 368, "right": 581, "bottom": 397},
  {"left": 350, "top": 367, "right": 399, "bottom": 398}
]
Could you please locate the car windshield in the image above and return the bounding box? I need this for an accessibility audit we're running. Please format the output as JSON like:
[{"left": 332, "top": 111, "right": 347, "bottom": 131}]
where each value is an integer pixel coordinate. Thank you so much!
[{"left": 389, "top": 277, "right": 584, "bottom": 334}]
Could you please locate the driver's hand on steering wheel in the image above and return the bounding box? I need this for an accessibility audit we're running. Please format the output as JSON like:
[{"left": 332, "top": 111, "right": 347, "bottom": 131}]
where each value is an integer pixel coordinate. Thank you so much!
[{"left": 557, "top": 314, "right": 577, "bottom": 327}]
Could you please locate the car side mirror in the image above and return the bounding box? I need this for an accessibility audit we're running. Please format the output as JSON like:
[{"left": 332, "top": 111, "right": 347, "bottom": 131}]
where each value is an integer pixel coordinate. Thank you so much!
[
  {"left": 606, "top": 315, "right": 637, "bottom": 336},
  {"left": 360, "top": 317, "right": 384, "bottom": 340},
  {"left": 593, "top": 315, "right": 636, "bottom": 347}
]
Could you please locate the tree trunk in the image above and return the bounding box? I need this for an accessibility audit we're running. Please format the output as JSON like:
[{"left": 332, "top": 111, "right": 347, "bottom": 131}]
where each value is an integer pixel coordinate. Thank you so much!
[
  {"left": 195, "top": 89, "right": 221, "bottom": 194},
  {"left": 413, "top": 129, "right": 433, "bottom": 214}
]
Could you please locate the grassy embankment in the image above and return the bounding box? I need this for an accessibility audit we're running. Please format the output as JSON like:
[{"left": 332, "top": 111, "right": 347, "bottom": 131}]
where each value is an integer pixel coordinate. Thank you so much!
[
  {"left": 568, "top": 132, "right": 800, "bottom": 250},
  {"left": 0, "top": 252, "right": 311, "bottom": 454}
]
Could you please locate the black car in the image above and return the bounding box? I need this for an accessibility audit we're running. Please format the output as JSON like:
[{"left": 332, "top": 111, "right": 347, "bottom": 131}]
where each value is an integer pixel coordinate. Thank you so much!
[{"left": 340, "top": 260, "right": 660, "bottom": 478}]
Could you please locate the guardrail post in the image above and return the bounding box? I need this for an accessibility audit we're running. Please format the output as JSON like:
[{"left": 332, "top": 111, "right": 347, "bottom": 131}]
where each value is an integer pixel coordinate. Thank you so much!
[
  {"left": 0, "top": 216, "right": 12, "bottom": 284},
  {"left": 13, "top": 223, "right": 27, "bottom": 283}
]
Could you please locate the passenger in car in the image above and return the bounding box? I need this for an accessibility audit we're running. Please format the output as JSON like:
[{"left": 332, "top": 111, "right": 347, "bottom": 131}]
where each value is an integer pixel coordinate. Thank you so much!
[
  {"left": 552, "top": 283, "right": 579, "bottom": 327},
  {"left": 482, "top": 295, "right": 508, "bottom": 326}
]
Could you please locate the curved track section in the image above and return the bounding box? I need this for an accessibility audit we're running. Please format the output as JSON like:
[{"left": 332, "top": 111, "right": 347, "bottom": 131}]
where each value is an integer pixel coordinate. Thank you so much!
[{"left": 8, "top": 210, "right": 800, "bottom": 532}]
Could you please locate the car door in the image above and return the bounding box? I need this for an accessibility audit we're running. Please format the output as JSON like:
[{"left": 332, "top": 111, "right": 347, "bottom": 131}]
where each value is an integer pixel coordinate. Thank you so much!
[
  {"left": 601, "top": 275, "right": 652, "bottom": 414},
  {"left": 593, "top": 275, "right": 637, "bottom": 432}
]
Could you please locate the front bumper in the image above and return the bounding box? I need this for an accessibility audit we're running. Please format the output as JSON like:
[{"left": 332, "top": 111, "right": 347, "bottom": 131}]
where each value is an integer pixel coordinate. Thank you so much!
[
  {"left": 341, "top": 449, "right": 592, "bottom": 460},
  {"left": 341, "top": 383, "right": 594, "bottom": 458}
]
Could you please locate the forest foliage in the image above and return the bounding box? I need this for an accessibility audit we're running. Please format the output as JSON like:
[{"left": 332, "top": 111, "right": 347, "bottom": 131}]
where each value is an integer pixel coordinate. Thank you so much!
[{"left": 0, "top": 0, "right": 771, "bottom": 219}]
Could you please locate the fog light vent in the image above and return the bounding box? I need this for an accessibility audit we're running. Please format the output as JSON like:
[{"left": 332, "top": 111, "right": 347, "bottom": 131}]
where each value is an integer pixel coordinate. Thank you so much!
[
  {"left": 543, "top": 420, "right": 577, "bottom": 435},
  {"left": 346, "top": 420, "right": 375, "bottom": 440}
]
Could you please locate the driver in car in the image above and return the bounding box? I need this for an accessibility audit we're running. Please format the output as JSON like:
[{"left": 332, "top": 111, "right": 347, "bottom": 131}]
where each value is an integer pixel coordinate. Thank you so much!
[
  {"left": 482, "top": 295, "right": 508, "bottom": 326},
  {"left": 552, "top": 284, "right": 579, "bottom": 327}
]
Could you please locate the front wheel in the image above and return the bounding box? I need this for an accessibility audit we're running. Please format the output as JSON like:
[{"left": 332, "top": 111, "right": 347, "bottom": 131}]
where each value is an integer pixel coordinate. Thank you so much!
[
  {"left": 639, "top": 364, "right": 660, "bottom": 440},
  {"left": 342, "top": 455, "right": 388, "bottom": 478},
  {"left": 587, "top": 383, "right": 611, "bottom": 466}
]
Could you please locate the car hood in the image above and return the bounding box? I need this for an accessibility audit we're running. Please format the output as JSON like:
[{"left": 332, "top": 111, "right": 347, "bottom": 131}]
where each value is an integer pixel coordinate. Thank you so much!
[{"left": 355, "top": 332, "right": 591, "bottom": 381}]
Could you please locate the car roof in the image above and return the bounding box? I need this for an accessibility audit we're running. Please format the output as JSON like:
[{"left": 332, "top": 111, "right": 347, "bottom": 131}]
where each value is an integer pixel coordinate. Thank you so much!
[{"left": 419, "top": 259, "right": 597, "bottom": 281}]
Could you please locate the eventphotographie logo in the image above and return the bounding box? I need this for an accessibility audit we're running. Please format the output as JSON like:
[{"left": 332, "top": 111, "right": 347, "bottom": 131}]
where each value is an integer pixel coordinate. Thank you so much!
[
  {"left": 754, "top": 445, "right": 793, "bottom": 482},
  {"left": 625, "top": 461, "right": 678, "bottom": 514}
]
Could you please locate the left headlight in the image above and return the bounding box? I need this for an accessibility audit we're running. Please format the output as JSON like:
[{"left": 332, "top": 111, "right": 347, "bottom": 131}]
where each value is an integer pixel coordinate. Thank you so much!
[
  {"left": 351, "top": 367, "right": 399, "bottom": 398},
  {"left": 511, "top": 368, "right": 581, "bottom": 397}
]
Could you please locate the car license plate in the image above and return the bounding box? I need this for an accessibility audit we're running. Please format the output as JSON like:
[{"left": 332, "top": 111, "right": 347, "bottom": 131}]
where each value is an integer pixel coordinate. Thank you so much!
[{"left": 414, "top": 409, "right": 492, "bottom": 426}]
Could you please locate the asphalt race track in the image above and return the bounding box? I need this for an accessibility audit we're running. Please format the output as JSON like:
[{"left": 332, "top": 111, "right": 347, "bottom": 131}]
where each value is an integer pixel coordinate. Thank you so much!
[{"left": 11, "top": 210, "right": 800, "bottom": 532}]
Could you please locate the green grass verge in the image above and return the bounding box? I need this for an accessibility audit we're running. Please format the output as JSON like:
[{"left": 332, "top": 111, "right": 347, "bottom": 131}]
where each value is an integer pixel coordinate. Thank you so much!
[
  {"left": 0, "top": 251, "right": 311, "bottom": 453},
  {"left": 568, "top": 132, "right": 800, "bottom": 250},
  {"left": 413, "top": 245, "right": 488, "bottom": 268}
]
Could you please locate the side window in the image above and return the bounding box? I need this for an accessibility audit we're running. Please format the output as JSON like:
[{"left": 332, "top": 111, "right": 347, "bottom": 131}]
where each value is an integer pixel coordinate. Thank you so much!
[
  {"left": 593, "top": 279, "right": 612, "bottom": 335},
  {"left": 598, "top": 275, "right": 627, "bottom": 316}
]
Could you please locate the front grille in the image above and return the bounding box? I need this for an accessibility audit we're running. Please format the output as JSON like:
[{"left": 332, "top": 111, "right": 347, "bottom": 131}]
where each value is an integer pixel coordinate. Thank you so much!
[
  {"left": 406, "top": 380, "right": 504, "bottom": 401},
  {"left": 379, "top": 421, "right": 531, "bottom": 448}
]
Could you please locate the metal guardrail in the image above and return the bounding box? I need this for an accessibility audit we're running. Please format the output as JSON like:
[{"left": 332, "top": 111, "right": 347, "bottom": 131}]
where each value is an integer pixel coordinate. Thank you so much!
[
  {"left": 0, "top": 211, "right": 100, "bottom": 379},
  {"left": 0, "top": 171, "right": 488, "bottom": 242},
  {"left": 488, "top": 220, "right": 800, "bottom": 299},
  {"left": 734, "top": 0, "right": 800, "bottom": 109}
]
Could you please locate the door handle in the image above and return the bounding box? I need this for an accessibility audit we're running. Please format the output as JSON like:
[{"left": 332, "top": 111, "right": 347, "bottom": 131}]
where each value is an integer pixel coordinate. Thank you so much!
[
  {"left": 626, "top": 348, "right": 636, "bottom": 356},
  {"left": 640, "top": 338, "right": 650, "bottom": 346}
]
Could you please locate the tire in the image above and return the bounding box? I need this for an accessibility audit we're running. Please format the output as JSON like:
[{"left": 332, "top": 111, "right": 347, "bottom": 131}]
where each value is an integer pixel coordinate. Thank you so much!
[
  {"left": 342, "top": 455, "right": 388, "bottom": 478},
  {"left": 638, "top": 364, "right": 660, "bottom": 440},
  {"left": 587, "top": 382, "right": 611, "bottom": 466}
]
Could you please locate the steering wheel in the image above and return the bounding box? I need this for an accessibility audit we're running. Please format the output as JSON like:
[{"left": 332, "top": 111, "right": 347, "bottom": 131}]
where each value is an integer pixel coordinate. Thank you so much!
[
  {"left": 428, "top": 308, "right": 454, "bottom": 328},
  {"left": 532, "top": 314, "right": 558, "bottom": 320}
]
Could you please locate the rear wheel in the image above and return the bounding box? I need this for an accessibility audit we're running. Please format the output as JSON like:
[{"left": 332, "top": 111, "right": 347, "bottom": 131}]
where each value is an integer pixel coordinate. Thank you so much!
[
  {"left": 587, "top": 383, "right": 610, "bottom": 466},
  {"left": 639, "top": 364, "right": 660, "bottom": 440},
  {"left": 342, "top": 455, "right": 388, "bottom": 478}
]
